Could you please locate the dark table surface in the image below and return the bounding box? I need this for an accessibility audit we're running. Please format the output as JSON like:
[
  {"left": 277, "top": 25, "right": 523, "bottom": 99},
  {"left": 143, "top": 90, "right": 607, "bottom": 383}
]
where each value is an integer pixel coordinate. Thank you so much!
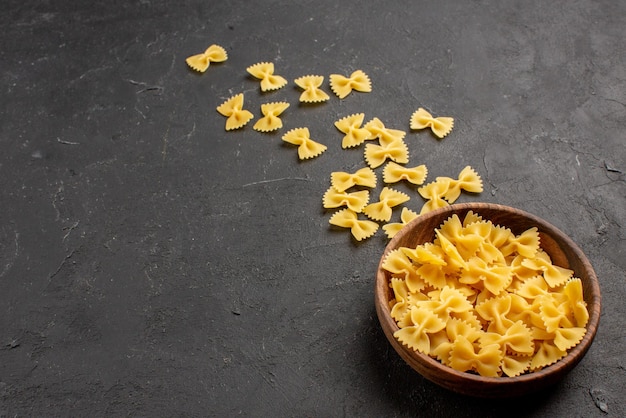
[{"left": 1, "top": 0, "right": 625, "bottom": 416}]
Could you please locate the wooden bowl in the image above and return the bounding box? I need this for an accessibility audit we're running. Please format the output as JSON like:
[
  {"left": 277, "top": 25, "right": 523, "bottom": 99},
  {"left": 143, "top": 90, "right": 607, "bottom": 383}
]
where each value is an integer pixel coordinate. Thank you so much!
[{"left": 375, "top": 202, "right": 601, "bottom": 398}]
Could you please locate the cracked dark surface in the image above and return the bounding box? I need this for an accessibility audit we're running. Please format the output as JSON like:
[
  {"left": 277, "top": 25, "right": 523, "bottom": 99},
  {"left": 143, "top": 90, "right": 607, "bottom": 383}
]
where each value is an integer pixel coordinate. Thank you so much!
[{"left": 1, "top": 0, "right": 624, "bottom": 416}]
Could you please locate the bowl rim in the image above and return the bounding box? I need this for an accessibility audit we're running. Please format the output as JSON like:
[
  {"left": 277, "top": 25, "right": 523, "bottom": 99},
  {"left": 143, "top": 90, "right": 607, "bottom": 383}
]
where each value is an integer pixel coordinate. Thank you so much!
[{"left": 375, "top": 202, "right": 601, "bottom": 396}]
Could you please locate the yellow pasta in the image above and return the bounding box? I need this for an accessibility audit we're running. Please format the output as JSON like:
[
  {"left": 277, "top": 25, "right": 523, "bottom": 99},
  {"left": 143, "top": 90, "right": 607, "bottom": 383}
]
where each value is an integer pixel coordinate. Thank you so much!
[
  {"left": 394, "top": 307, "right": 447, "bottom": 355},
  {"left": 364, "top": 117, "right": 406, "bottom": 146},
  {"left": 410, "top": 107, "right": 454, "bottom": 139},
  {"left": 322, "top": 187, "right": 370, "bottom": 212},
  {"left": 329, "top": 208, "right": 379, "bottom": 241},
  {"left": 362, "top": 187, "right": 410, "bottom": 222},
  {"left": 281, "top": 127, "right": 327, "bottom": 160},
  {"left": 334, "top": 113, "right": 375, "bottom": 149},
  {"left": 253, "top": 102, "right": 290, "bottom": 132},
  {"left": 417, "top": 179, "right": 451, "bottom": 214},
  {"left": 382, "top": 249, "right": 427, "bottom": 293},
  {"left": 383, "top": 162, "right": 428, "bottom": 185},
  {"left": 186, "top": 44, "right": 227, "bottom": 73},
  {"left": 246, "top": 62, "right": 288, "bottom": 91},
  {"left": 330, "top": 167, "right": 377, "bottom": 192},
  {"left": 216, "top": 93, "right": 254, "bottom": 131},
  {"left": 364, "top": 141, "right": 409, "bottom": 169},
  {"left": 294, "top": 75, "right": 330, "bottom": 103},
  {"left": 329, "top": 70, "right": 372, "bottom": 99},
  {"left": 439, "top": 166, "right": 484, "bottom": 203},
  {"left": 383, "top": 211, "right": 589, "bottom": 377},
  {"left": 382, "top": 207, "right": 419, "bottom": 239}
]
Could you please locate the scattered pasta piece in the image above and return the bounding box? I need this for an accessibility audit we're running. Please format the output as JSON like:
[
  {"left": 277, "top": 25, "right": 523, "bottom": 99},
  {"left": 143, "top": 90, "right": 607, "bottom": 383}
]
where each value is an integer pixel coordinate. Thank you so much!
[
  {"left": 364, "top": 140, "right": 409, "bottom": 169},
  {"left": 186, "top": 44, "right": 228, "bottom": 73},
  {"left": 246, "top": 62, "right": 288, "bottom": 92},
  {"left": 364, "top": 117, "right": 406, "bottom": 146},
  {"left": 334, "top": 113, "right": 374, "bottom": 149},
  {"left": 294, "top": 75, "right": 330, "bottom": 103},
  {"left": 329, "top": 208, "right": 379, "bottom": 241},
  {"left": 439, "top": 166, "right": 483, "bottom": 203},
  {"left": 282, "top": 127, "right": 327, "bottom": 160},
  {"left": 383, "top": 207, "right": 419, "bottom": 239},
  {"left": 418, "top": 179, "right": 451, "bottom": 214},
  {"left": 216, "top": 93, "right": 254, "bottom": 131},
  {"left": 253, "top": 102, "right": 290, "bottom": 132},
  {"left": 410, "top": 107, "right": 454, "bottom": 139},
  {"left": 322, "top": 187, "right": 370, "bottom": 212},
  {"left": 329, "top": 70, "right": 372, "bottom": 99},
  {"left": 383, "top": 211, "right": 589, "bottom": 377},
  {"left": 383, "top": 162, "right": 428, "bottom": 185},
  {"left": 330, "top": 167, "right": 377, "bottom": 192},
  {"left": 363, "top": 187, "right": 410, "bottom": 222}
]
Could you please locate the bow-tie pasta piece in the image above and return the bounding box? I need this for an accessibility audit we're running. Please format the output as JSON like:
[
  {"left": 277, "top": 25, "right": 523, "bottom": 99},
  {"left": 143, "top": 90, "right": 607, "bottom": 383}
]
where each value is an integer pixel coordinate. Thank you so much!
[
  {"left": 253, "top": 102, "right": 290, "bottom": 132},
  {"left": 364, "top": 140, "right": 409, "bottom": 169},
  {"left": 329, "top": 208, "right": 379, "bottom": 241},
  {"left": 186, "top": 44, "right": 227, "bottom": 73},
  {"left": 562, "top": 278, "right": 589, "bottom": 327},
  {"left": 329, "top": 70, "right": 372, "bottom": 99},
  {"left": 521, "top": 256, "right": 573, "bottom": 288},
  {"left": 334, "top": 113, "right": 375, "bottom": 149},
  {"left": 394, "top": 306, "right": 447, "bottom": 355},
  {"left": 410, "top": 107, "right": 454, "bottom": 139},
  {"left": 246, "top": 62, "right": 288, "bottom": 92},
  {"left": 363, "top": 187, "right": 410, "bottom": 222},
  {"left": 383, "top": 162, "right": 428, "bottom": 185},
  {"left": 216, "top": 93, "right": 254, "bottom": 131},
  {"left": 530, "top": 340, "right": 567, "bottom": 371},
  {"left": 382, "top": 249, "right": 426, "bottom": 293},
  {"left": 418, "top": 178, "right": 452, "bottom": 214},
  {"left": 480, "top": 320, "right": 535, "bottom": 356},
  {"left": 448, "top": 335, "right": 503, "bottom": 377},
  {"left": 330, "top": 167, "right": 377, "bottom": 192},
  {"left": 440, "top": 166, "right": 484, "bottom": 203},
  {"left": 500, "top": 227, "right": 541, "bottom": 259},
  {"left": 501, "top": 354, "right": 532, "bottom": 377},
  {"left": 294, "top": 75, "right": 330, "bottom": 103},
  {"left": 382, "top": 207, "right": 419, "bottom": 239},
  {"left": 553, "top": 327, "right": 586, "bottom": 351},
  {"left": 322, "top": 187, "right": 370, "bottom": 212},
  {"left": 364, "top": 117, "right": 406, "bottom": 146},
  {"left": 281, "top": 127, "right": 327, "bottom": 160}
]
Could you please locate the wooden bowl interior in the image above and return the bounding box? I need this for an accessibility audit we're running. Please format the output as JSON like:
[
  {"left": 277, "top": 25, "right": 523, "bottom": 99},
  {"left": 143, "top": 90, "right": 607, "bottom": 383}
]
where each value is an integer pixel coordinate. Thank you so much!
[{"left": 375, "top": 203, "right": 601, "bottom": 398}]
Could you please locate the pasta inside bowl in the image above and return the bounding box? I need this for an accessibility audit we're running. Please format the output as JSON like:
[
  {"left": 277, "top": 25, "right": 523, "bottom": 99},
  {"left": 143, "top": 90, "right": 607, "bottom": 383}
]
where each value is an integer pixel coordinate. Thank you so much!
[{"left": 375, "top": 203, "right": 601, "bottom": 398}]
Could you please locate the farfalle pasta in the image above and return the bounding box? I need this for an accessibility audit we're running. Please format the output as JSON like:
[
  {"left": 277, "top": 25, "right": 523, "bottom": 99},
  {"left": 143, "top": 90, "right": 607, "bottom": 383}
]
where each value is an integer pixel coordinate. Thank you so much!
[
  {"left": 383, "top": 211, "right": 589, "bottom": 377},
  {"left": 330, "top": 167, "right": 377, "bottom": 192},
  {"left": 281, "top": 127, "right": 327, "bottom": 160},
  {"left": 364, "top": 118, "right": 406, "bottom": 146},
  {"left": 364, "top": 140, "right": 409, "bottom": 169},
  {"left": 186, "top": 44, "right": 227, "bottom": 73},
  {"left": 253, "top": 101, "right": 290, "bottom": 132},
  {"left": 383, "top": 162, "right": 428, "bottom": 185},
  {"left": 322, "top": 188, "right": 370, "bottom": 212},
  {"left": 246, "top": 62, "right": 288, "bottom": 92},
  {"left": 294, "top": 75, "right": 330, "bottom": 103},
  {"left": 363, "top": 187, "right": 410, "bottom": 222},
  {"left": 410, "top": 107, "right": 454, "bottom": 139},
  {"left": 382, "top": 207, "right": 419, "bottom": 239},
  {"left": 216, "top": 93, "right": 254, "bottom": 131},
  {"left": 329, "top": 208, "right": 379, "bottom": 241},
  {"left": 417, "top": 166, "right": 483, "bottom": 213},
  {"left": 334, "top": 113, "right": 375, "bottom": 149},
  {"left": 329, "top": 70, "right": 372, "bottom": 99}
]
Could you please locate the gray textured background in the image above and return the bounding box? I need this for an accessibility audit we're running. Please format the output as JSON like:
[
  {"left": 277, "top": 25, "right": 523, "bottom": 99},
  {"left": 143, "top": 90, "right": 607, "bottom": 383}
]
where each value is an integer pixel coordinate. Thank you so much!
[{"left": 1, "top": 0, "right": 624, "bottom": 416}]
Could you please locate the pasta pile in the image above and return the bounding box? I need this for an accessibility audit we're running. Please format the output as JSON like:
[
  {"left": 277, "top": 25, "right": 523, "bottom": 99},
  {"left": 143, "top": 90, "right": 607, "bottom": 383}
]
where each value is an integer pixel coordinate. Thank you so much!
[
  {"left": 383, "top": 211, "right": 589, "bottom": 377},
  {"left": 186, "top": 44, "right": 480, "bottom": 241}
]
